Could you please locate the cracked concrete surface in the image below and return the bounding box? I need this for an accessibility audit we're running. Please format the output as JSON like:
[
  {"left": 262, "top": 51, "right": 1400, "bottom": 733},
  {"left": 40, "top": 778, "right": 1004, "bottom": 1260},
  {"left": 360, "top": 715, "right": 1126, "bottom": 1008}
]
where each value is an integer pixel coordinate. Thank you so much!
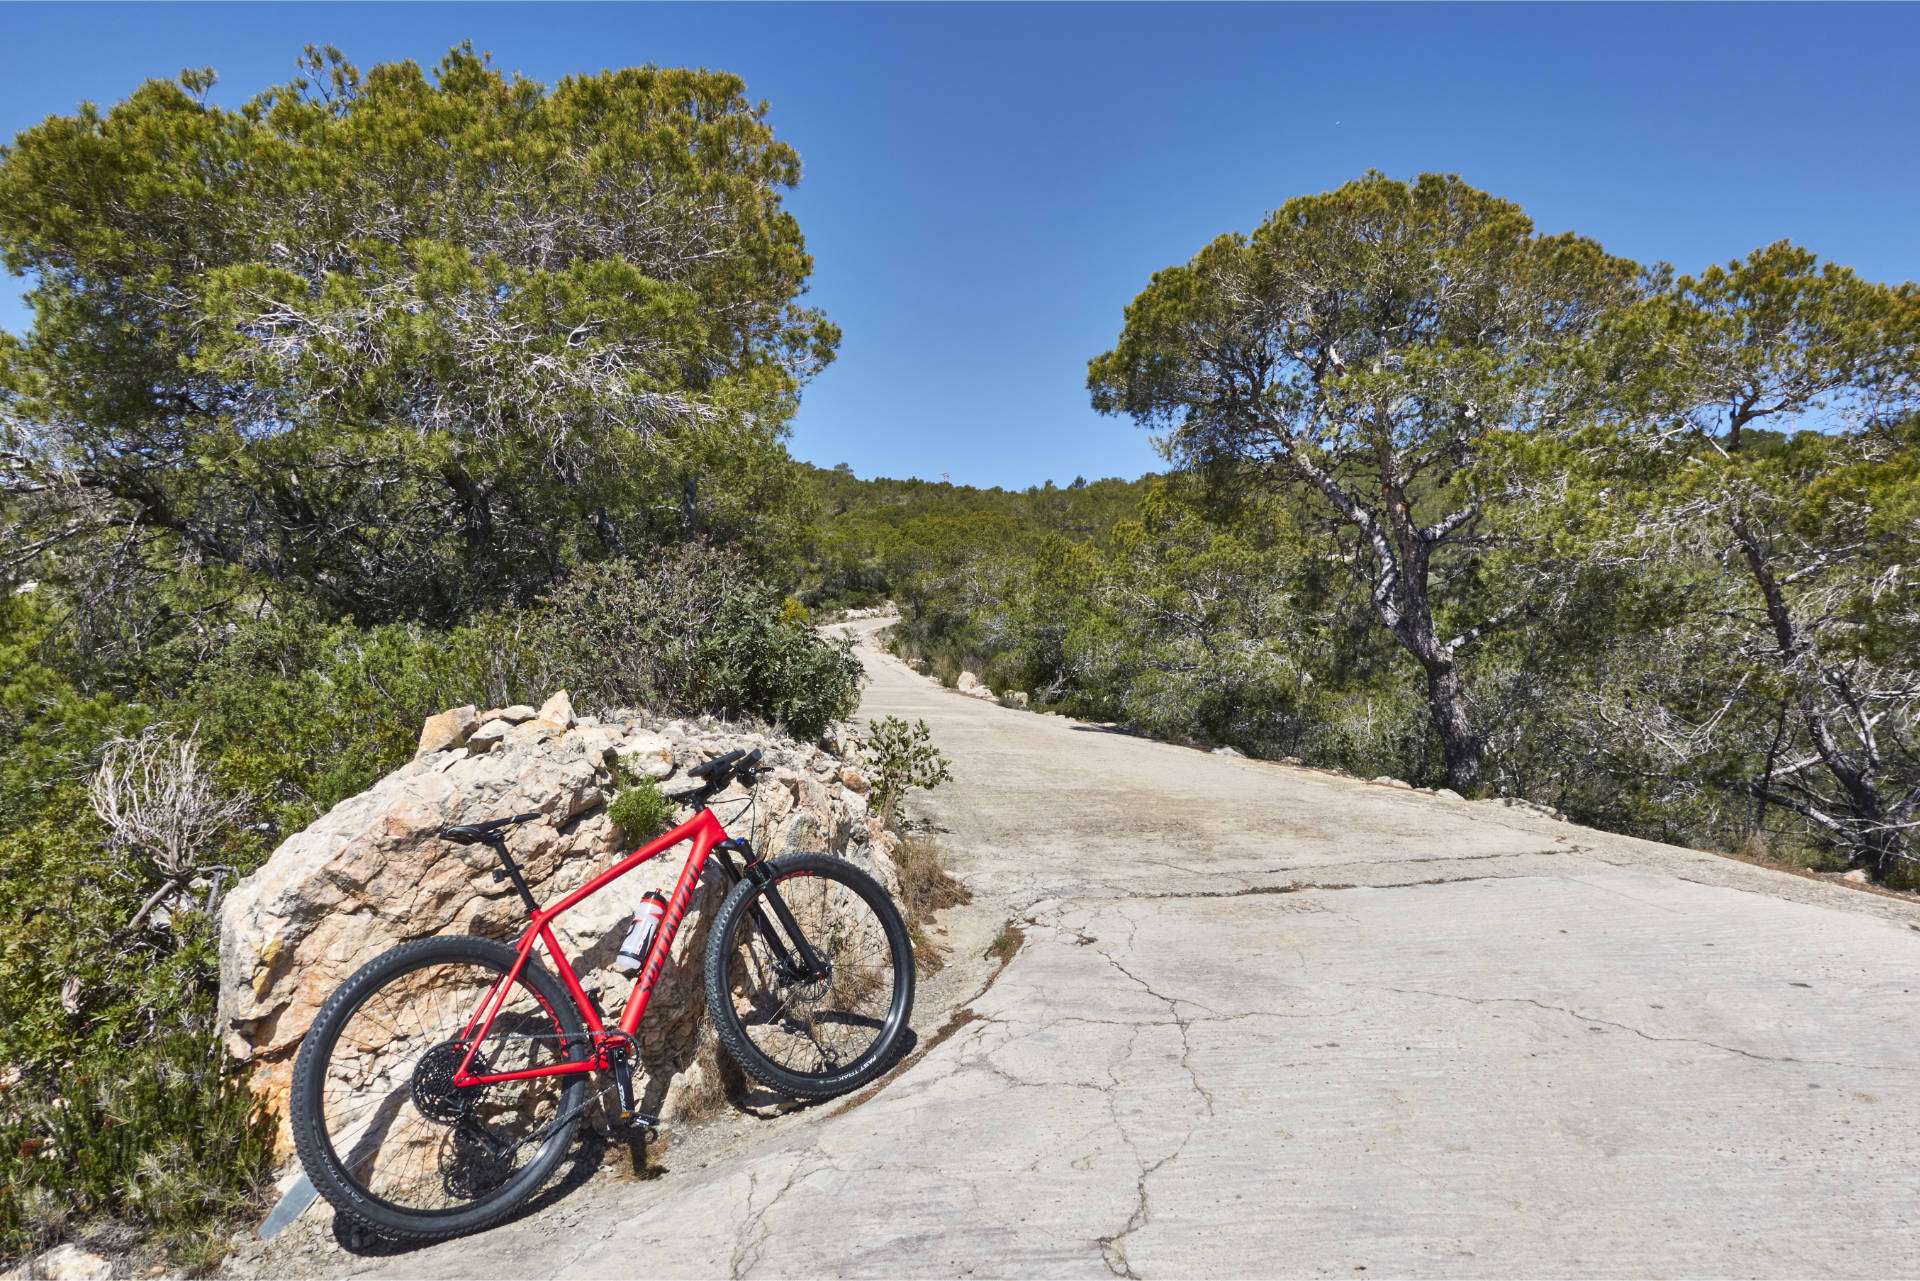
[{"left": 248, "top": 618, "right": 1920, "bottom": 1278}]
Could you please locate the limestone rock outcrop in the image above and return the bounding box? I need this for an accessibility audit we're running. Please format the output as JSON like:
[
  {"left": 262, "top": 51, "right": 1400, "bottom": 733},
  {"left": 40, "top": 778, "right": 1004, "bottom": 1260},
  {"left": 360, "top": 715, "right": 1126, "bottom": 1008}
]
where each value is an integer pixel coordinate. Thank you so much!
[
  {"left": 954, "top": 671, "right": 998, "bottom": 702},
  {"left": 413, "top": 704, "right": 478, "bottom": 759},
  {"left": 217, "top": 697, "right": 898, "bottom": 1153},
  {"left": 1, "top": 1244, "right": 114, "bottom": 1281}
]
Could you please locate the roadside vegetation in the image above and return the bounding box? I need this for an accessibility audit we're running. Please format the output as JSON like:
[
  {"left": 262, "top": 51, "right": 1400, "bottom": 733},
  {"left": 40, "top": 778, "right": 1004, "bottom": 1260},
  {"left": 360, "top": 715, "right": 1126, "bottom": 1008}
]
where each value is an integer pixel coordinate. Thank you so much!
[
  {"left": 809, "top": 175, "right": 1920, "bottom": 890},
  {"left": 861, "top": 716, "right": 968, "bottom": 970},
  {"left": 0, "top": 47, "right": 855, "bottom": 1268}
]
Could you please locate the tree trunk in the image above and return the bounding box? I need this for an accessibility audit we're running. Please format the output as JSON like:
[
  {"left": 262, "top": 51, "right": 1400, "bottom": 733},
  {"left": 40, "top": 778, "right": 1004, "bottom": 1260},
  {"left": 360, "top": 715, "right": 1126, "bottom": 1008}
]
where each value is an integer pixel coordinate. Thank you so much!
[
  {"left": 679, "top": 476, "right": 698, "bottom": 540},
  {"left": 1736, "top": 520, "right": 1905, "bottom": 879},
  {"left": 1425, "top": 662, "right": 1485, "bottom": 793}
]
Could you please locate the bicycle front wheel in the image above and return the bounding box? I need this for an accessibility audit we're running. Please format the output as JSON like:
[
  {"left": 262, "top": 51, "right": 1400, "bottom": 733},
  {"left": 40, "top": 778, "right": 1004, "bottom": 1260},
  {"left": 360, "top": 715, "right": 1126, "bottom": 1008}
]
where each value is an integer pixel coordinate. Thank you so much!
[
  {"left": 289, "top": 935, "right": 588, "bottom": 1240},
  {"left": 705, "top": 852, "right": 916, "bottom": 1099}
]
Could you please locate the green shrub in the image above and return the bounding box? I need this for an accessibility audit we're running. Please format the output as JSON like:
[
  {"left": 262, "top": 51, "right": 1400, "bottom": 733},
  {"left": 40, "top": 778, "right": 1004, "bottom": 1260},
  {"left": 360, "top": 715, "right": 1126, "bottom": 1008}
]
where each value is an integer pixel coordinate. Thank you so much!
[
  {"left": 865, "top": 716, "right": 953, "bottom": 829},
  {"left": 608, "top": 777, "right": 674, "bottom": 842},
  {"left": 543, "top": 543, "right": 863, "bottom": 739},
  {"left": 0, "top": 1029, "right": 277, "bottom": 1269},
  {"left": 180, "top": 605, "right": 550, "bottom": 836},
  {"left": 0, "top": 596, "right": 534, "bottom": 1269}
]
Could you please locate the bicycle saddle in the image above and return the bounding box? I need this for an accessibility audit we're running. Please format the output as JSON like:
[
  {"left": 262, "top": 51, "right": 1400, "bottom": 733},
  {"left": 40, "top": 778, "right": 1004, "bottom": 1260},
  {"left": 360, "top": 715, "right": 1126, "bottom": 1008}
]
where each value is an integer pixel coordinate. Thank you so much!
[{"left": 441, "top": 812, "right": 539, "bottom": 844}]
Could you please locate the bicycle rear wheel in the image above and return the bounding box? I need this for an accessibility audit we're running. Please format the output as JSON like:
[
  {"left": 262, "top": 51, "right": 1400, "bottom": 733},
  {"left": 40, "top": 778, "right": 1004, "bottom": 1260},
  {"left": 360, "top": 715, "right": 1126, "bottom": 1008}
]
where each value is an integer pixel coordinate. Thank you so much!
[
  {"left": 704, "top": 852, "right": 915, "bottom": 1099},
  {"left": 289, "top": 935, "right": 588, "bottom": 1240}
]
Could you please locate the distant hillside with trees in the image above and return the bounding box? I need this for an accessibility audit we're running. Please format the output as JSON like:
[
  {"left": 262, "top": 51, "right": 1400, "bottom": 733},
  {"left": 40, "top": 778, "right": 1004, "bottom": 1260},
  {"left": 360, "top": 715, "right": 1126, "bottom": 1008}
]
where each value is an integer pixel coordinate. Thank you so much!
[
  {"left": 843, "top": 174, "right": 1919, "bottom": 897},
  {"left": 797, "top": 463, "right": 1156, "bottom": 609}
]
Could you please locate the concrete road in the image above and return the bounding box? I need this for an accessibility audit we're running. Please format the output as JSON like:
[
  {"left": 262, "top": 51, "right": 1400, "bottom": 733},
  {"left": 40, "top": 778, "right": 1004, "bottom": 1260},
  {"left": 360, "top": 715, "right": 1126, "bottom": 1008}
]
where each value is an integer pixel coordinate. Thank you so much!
[{"left": 259, "top": 619, "right": 1920, "bottom": 1278}]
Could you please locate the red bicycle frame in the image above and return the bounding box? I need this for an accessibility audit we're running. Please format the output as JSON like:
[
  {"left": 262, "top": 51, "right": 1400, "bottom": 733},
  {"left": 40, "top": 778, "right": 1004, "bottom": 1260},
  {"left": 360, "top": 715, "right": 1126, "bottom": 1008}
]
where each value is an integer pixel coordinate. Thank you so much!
[{"left": 450, "top": 807, "right": 735, "bottom": 1088}]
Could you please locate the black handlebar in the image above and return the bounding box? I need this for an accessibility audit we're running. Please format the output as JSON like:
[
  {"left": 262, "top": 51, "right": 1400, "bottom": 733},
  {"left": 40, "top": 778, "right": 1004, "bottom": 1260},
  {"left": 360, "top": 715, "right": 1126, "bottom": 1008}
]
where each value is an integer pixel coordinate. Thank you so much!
[
  {"left": 687, "top": 748, "right": 744, "bottom": 778},
  {"left": 448, "top": 747, "right": 763, "bottom": 846},
  {"left": 686, "top": 747, "right": 763, "bottom": 782}
]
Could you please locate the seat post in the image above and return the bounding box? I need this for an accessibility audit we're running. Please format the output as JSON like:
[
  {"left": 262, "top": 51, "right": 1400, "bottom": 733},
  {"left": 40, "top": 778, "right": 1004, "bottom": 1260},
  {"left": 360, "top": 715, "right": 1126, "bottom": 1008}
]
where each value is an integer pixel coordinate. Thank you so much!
[{"left": 485, "top": 836, "right": 541, "bottom": 915}]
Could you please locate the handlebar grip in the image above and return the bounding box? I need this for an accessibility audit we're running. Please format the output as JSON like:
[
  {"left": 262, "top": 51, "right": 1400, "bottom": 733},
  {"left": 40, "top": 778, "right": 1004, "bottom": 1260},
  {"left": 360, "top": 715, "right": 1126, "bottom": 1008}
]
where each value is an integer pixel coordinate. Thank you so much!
[{"left": 687, "top": 748, "right": 746, "bottom": 779}]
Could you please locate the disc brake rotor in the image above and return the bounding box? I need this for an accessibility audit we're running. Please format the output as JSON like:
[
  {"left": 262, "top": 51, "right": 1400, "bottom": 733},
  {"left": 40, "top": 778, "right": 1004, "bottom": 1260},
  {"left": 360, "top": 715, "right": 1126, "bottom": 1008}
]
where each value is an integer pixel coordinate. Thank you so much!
[{"left": 779, "top": 959, "right": 831, "bottom": 1004}]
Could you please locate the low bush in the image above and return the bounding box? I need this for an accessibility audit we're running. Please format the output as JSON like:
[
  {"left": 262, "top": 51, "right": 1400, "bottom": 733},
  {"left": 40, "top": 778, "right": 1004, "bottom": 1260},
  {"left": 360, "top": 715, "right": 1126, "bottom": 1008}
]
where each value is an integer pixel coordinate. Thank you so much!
[
  {"left": 864, "top": 716, "right": 953, "bottom": 829},
  {"left": 608, "top": 776, "right": 674, "bottom": 842},
  {"left": 0, "top": 1030, "right": 276, "bottom": 1269},
  {"left": 179, "top": 605, "right": 551, "bottom": 837},
  {"left": 542, "top": 543, "right": 863, "bottom": 739}
]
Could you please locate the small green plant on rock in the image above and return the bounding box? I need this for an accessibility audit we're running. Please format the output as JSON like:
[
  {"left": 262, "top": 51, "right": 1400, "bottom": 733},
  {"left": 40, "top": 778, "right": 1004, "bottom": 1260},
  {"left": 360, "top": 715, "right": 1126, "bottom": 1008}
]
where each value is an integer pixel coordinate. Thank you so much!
[
  {"left": 864, "top": 716, "right": 953, "bottom": 830},
  {"left": 608, "top": 777, "right": 674, "bottom": 842}
]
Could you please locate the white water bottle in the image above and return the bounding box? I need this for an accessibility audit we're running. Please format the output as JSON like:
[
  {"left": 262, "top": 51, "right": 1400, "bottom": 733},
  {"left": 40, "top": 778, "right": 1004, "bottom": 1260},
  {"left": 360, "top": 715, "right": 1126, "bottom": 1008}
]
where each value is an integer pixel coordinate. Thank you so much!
[{"left": 613, "top": 892, "right": 668, "bottom": 976}]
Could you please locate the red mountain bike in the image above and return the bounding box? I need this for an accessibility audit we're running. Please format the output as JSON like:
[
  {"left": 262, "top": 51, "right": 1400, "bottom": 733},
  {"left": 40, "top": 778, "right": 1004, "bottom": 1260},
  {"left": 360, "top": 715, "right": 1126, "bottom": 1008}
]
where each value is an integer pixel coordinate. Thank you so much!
[{"left": 288, "top": 747, "right": 915, "bottom": 1241}]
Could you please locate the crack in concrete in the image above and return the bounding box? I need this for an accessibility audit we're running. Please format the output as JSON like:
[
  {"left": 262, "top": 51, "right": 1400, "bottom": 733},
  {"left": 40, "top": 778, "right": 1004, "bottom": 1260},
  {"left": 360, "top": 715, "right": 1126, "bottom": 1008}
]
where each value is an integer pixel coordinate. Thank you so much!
[
  {"left": 1097, "top": 913, "right": 1219, "bottom": 1117},
  {"left": 1123, "top": 863, "right": 1572, "bottom": 902},
  {"left": 1258, "top": 848, "right": 1565, "bottom": 876},
  {"left": 1097, "top": 1157, "right": 1155, "bottom": 1280},
  {"left": 1081, "top": 911, "right": 1214, "bottom": 1280},
  {"left": 1375, "top": 985, "right": 1920, "bottom": 1075},
  {"left": 728, "top": 1155, "right": 827, "bottom": 1280},
  {"left": 1094, "top": 1023, "right": 1149, "bottom": 1280}
]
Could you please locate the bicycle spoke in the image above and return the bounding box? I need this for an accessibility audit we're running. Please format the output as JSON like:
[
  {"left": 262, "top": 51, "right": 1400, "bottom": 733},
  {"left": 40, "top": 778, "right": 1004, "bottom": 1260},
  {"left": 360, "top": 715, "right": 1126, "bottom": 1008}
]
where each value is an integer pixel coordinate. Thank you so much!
[
  {"left": 315, "top": 955, "right": 575, "bottom": 1214},
  {"left": 722, "top": 871, "right": 901, "bottom": 1079}
]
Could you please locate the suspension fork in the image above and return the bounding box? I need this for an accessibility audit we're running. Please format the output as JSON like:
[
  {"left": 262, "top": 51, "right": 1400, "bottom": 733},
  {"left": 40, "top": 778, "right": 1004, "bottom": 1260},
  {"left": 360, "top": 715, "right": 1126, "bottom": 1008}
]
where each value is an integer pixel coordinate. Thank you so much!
[{"left": 710, "top": 839, "right": 826, "bottom": 979}]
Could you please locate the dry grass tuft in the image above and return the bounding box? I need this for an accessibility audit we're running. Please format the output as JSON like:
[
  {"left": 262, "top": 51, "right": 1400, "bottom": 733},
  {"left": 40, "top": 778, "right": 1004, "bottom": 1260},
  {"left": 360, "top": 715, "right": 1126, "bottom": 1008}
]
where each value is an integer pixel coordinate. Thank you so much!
[
  {"left": 985, "top": 922, "right": 1024, "bottom": 967},
  {"left": 674, "top": 1022, "right": 736, "bottom": 1124},
  {"left": 893, "top": 834, "right": 972, "bottom": 919},
  {"left": 891, "top": 834, "right": 971, "bottom": 974}
]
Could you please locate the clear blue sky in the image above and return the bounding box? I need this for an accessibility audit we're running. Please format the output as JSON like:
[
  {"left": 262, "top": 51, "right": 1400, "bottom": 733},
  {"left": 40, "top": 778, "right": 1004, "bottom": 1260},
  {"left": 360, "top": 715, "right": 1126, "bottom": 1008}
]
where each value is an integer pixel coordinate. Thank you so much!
[{"left": 2, "top": 3, "right": 1917, "bottom": 488}]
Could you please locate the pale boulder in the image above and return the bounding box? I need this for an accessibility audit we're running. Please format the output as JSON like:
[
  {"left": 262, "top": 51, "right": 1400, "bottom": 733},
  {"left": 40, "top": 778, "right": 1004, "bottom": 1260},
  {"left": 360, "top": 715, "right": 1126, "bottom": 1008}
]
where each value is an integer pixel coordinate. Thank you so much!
[
  {"left": 538, "top": 689, "right": 576, "bottom": 728},
  {"left": 414, "top": 704, "right": 477, "bottom": 758},
  {"left": 617, "top": 731, "right": 677, "bottom": 778},
  {"left": 467, "top": 719, "right": 513, "bottom": 754},
  {"left": 505, "top": 718, "right": 566, "bottom": 748},
  {"left": 572, "top": 723, "right": 623, "bottom": 766},
  {"left": 2, "top": 1244, "right": 113, "bottom": 1281},
  {"left": 219, "top": 706, "right": 892, "bottom": 1158}
]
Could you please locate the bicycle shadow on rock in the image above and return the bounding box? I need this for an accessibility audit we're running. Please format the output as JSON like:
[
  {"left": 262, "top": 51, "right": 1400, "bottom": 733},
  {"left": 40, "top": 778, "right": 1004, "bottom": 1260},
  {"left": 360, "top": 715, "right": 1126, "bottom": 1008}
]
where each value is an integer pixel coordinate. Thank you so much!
[
  {"left": 328, "top": 1126, "right": 614, "bottom": 1258},
  {"left": 324, "top": 1028, "right": 923, "bottom": 1260}
]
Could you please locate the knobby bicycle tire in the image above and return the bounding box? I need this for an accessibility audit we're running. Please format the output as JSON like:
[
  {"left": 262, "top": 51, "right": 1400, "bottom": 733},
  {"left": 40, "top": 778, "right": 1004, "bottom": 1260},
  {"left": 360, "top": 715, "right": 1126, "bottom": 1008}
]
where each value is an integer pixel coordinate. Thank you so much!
[
  {"left": 289, "top": 935, "right": 589, "bottom": 1241},
  {"left": 704, "top": 852, "right": 916, "bottom": 1099}
]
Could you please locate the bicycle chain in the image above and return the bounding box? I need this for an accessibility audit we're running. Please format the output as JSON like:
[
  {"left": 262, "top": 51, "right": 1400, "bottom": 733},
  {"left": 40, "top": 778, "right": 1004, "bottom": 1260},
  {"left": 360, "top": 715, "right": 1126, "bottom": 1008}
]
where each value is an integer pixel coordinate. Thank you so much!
[{"left": 451, "top": 1033, "right": 645, "bottom": 1163}]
